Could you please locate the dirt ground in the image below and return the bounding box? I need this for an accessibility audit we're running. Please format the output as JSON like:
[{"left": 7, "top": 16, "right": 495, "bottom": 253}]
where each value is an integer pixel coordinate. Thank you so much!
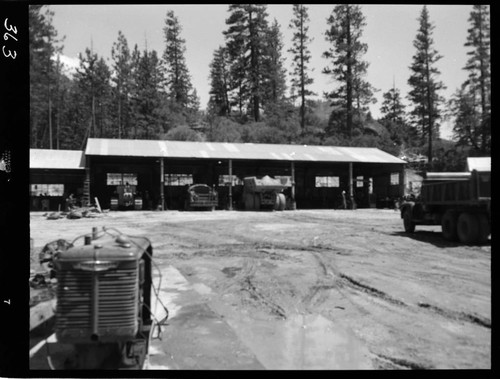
[{"left": 29, "top": 208, "right": 491, "bottom": 370}]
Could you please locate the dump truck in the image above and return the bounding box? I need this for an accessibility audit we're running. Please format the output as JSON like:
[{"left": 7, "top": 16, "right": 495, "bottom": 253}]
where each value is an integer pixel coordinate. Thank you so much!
[
  {"left": 400, "top": 167, "right": 491, "bottom": 244},
  {"left": 243, "top": 175, "right": 290, "bottom": 211}
]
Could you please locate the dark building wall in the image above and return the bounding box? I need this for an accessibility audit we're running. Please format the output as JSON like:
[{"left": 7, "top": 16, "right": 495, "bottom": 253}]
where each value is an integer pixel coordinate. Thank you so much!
[
  {"left": 89, "top": 156, "right": 157, "bottom": 209},
  {"left": 30, "top": 169, "right": 86, "bottom": 211},
  {"left": 70, "top": 155, "right": 405, "bottom": 211}
]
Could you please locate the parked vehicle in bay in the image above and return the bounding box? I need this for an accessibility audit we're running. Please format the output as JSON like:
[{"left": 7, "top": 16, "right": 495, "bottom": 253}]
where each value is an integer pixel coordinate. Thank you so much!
[
  {"left": 184, "top": 184, "right": 218, "bottom": 211},
  {"left": 110, "top": 183, "right": 142, "bottom": 211},
  {"left": 400, "top": 168, "right": 491, "bottom": 244},
  {"left": 243, "top": 175, "right": 290, "bottom": 211}
]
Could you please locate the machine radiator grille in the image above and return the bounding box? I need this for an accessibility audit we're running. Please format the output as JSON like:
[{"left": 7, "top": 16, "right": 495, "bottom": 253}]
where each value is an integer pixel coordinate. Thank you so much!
[{"left": 56, "top": 263, "right": 138, "bottom": 334}]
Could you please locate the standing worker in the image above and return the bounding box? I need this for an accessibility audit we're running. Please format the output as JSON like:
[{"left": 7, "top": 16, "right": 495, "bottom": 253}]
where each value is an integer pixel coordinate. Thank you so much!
[{"left": 342, "top": 190, "right": 347, "bottom": 209}]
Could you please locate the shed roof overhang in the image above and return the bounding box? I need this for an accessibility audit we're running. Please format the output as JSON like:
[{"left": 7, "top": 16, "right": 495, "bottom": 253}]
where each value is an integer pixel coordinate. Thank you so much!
[
  {"left": 30, "top": 149, "right": 85, "bottom": 170},
  {"left": 85, "top": 138, "right": 406, "bottom": 165}
]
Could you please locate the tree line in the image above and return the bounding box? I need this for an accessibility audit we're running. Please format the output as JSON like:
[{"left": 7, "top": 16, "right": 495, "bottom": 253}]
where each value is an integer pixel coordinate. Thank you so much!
[{"left": 29, "top": 4, "right": 490, "bottom": 171}]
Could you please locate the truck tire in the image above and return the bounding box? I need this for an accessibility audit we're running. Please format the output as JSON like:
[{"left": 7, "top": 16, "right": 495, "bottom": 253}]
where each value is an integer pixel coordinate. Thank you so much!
[
  {"left": 457, "top": 212, "right": 479, "bottom": 244},
  {"left": 278, "top": 193, "right": 286, "bottom": 211},
  {"left": 254, "top": 194, "right": 261, "bottom": 211},
  {"left": 274, "top": 193, "right": 280, "bottom": 210},
  {"left": 441, "top": 211, "right": 458, "bottom": 241},
  {"left": 244, "top": 193, "right": 254, "bottom": 210},
  {"left": 476, "top": 213, "right": 490, "bottom": 244},
  {"left": 403, "top": 209, "right": 415, "bottom": 233}
]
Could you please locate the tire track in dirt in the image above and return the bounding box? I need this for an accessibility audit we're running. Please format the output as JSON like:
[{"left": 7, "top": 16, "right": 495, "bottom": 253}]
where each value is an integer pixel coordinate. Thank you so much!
[
  {"left": 307, "top": 246, "right": 491, "bottom": 330},
  {"left": 223, "top": 257, "right": 288, "bottom": 320},
  {"left": 162, "top": 221, "right": 491, "bottom": 331},
  {"left": 301, "top": 249, "right": 439, "bottom": 370},
  {"left": 259, "top": 214, "right": 491, "bottom": 332},
  {"left": 240, "top": 276, "right": 288, "bottom": 319},
  {"left": 373, "top": 353, "right": 433, "bottom": 370},
  {"left": 338, "top": 273, "right": 407, "bottom": 307},
  {"left": 157, "top": 216, "right": 491, "bottom": 335},
  {"left": 417, "top": 302, "right": 491, "bottom": 329}
]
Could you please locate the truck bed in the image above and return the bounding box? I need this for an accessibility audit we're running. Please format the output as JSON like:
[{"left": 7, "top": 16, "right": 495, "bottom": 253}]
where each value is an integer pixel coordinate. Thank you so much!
[{"left": 421, "top": 170, "right": 490, "bottom": 205}]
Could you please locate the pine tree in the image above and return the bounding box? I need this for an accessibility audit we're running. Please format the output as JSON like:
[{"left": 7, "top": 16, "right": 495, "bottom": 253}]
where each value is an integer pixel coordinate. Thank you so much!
[
  {"left": 450, "top": 84, "right": 482, "bottom": 151},
  {"left": 52, "top": 56, "right": 74, "bottom": 149},
  {"left": 288, "top": 4, "right": 315, "bottom": 130},
  {"left": 189, "top": 89, "right": 201, "bottom": 114},
  {"left": 111, "top": 31, "right": 133, "bottom": 139},
  {"left": 352, "top": 60, "right": 378, "bottom": 115},
  {"left": 94, "top": 57, "right": 113, "bottom": 138},
  {"left": 208, "top": 46, "right": 231, "bottom": 117},
  {"left": 262, "top": 19, "right": 287, "bottom": 107},
  {"left": 461, "top": 4, "right": 491, "bottom": 154},
  {"left": 407, "top": 5, "right": 446, "bottom": 167},
  {"left": 131, "top": 47, "right": 164, "bottom": 139},
  {"left": 163, "top": 10, "right": 194, "bottom": 108},
  {"left": 224, "top": 6, "right": 248, "bottom": 118},
  {"left": 380, "top": 87, "right": 406, "bottom": 124},
  {"left": 59, "top": 81, "right": 88, "bottom": 149},
  {"left": 74, "top": 48, "right": 112, "bottom": 143},
  {"left": 380, "top": 86, "right": 419, "bottom": 149},
  {"left": 29, "top": 5, "right": 63, "bottom": 148},
  {"left": 323, "top": 4, "right": 375, "bottom": 139},
  {"left": 224, "top": 4, "right": 269, "bottom": 122}
]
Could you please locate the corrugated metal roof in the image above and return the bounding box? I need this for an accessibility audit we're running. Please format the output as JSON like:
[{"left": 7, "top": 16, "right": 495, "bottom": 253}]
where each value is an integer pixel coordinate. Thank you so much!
[
  {"left": 467, "top": 157, "right": 491, "bottom": 172},
  {"left": 30, "top": 149, "right": 85, "bottom": 170},
  {"left": 85, "top": 138, "right": 405, "bottom": 164}
]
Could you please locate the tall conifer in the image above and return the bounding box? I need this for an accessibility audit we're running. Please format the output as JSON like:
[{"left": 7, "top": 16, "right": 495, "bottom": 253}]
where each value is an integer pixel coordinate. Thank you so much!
[
  {"left": 323, "top": 5, "right": 374, "bottom": 138},
  {"left": 288, "top": 4, "right": 315, "bottom": 130},
  {"left": 163, "top": 10, "right": 194, "bottom": 108},
  {"left": 407, "top": 5, "right": 445, "bottom": 166}
]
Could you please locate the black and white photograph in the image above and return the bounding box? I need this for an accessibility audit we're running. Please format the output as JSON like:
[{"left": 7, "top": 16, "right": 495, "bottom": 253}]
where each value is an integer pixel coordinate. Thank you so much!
[{"left": 15, "top": 3, "right": 494, "bottom": 372}]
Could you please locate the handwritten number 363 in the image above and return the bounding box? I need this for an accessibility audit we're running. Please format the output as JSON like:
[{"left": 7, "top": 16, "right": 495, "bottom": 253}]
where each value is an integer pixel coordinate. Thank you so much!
[{"left": 3, "top": 18, "right": 17, "bottom": 60}]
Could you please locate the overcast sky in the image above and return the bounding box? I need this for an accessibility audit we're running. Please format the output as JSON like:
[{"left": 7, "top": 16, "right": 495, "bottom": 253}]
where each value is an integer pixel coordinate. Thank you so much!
[{"left": 48, "top": 4, "right": 477, "bottom": 139}]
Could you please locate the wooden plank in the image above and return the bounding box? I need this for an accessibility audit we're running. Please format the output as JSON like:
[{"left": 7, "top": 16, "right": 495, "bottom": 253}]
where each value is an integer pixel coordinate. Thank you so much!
[
  {"left": 94, "top": 197, "right": 102, "bottom": 213},
  {"left": 30, "top": 299, "right": 56, "bottom": 331}
]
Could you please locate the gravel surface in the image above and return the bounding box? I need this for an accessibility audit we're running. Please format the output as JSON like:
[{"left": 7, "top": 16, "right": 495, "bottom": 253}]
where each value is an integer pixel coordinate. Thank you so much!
[{"left": 30, "top": 209, "right": 491, "bottom": 369}]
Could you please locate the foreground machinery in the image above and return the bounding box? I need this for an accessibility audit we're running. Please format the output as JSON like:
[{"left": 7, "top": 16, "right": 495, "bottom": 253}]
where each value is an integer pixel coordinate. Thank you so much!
[
  {"left": 36, "top": 227, "right": 168, "bottom": 370},
  {"left": 243, "top": 176, "right": 290, "bottom": 211},
  {"left": 400, "top": 169, "right": 491, "bottom": 244}
]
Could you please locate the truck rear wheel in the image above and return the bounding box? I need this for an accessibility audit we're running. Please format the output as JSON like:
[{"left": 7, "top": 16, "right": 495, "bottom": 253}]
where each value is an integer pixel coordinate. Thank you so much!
[
  {"left": 441, "top": 211, "right": 458, "bottom": 241},
  {"left": 244, "top": 193, "right": 254, "bottom": 210},
  {"left": 275, "top": 193, "right": 286, "bottom": 211},
  {"left": 403, "top": 209, "right": 415, "bottom": 233},
  {"left": 457, "top": 212, "right": 479, "bottom": 244},
  {"left": 476, "top": 213, "right": 490, "bottom": 244},
  {"left": 254, "top": 194, "right": 261, "bottom": 211}
]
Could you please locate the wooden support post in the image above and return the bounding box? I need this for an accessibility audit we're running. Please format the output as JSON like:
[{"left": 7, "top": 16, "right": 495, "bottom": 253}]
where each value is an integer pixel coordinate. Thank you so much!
[
  {"left": 348, "top": 162, "right": 354, "bottom": 209},
  {"left": 228, "top": 159, "right": 233, "bottom": 211},
  {"left": 160, "top": 158, "right": 165, "bottom": 211},
  {"left": 399, "top": 170, "right": 405, "bottom": 199}
]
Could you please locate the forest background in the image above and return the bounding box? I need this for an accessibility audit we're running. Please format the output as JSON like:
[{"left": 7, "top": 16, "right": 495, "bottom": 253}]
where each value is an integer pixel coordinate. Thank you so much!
[{"left": 29, "top": 4, "right": 490, "bottom": 172}]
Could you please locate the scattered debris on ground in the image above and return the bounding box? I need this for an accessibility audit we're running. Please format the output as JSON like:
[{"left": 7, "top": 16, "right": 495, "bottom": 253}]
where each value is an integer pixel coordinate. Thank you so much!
[{"left": 43, "top": 205, "right": 108, "bottom": 220}]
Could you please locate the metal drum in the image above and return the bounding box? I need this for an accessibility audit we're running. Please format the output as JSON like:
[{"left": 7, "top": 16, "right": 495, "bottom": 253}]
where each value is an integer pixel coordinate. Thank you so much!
[{"left": 134, "top": 197, "right": 143, "bottom": 210}]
